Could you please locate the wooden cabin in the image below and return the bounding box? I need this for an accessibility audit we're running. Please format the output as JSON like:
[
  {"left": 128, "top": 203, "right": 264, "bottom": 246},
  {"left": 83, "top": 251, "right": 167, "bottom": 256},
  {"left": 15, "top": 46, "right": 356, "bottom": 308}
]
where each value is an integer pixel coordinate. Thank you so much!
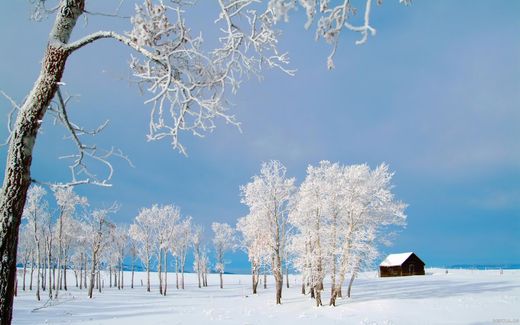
[{"left": 379, "top": 252, "right": 425, "bottom": 277}]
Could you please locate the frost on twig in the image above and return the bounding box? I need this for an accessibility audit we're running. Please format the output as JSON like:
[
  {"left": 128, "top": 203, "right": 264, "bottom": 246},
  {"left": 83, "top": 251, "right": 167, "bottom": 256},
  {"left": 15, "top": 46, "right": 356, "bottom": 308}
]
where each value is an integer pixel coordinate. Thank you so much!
[
  {"left": 124, "top": 0, "right": 295, "bottom": 155},
  {"left": 46, "top": 87, "right": 134, "bottom": 188},
  {"left": 298, "top": 0, "right": 410, "bottom": 69},
  {"left": 29, "top": 0, "right": 409, "bottom": 158},
  {"left": 28, "top": 0, "right": 59, "bottom": 22},
  {"left": 0, "top": 90, "right": 21, "bottom": 147}
]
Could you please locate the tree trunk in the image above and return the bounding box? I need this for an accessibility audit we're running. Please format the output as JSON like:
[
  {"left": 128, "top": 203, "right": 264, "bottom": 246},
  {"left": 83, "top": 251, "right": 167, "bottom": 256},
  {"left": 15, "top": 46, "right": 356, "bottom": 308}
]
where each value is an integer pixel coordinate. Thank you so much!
[
  {"left": 285, "top": 264, "right": 289, "bottom": 289},
  {"left": 219, "top": 271, "right": 223, "bottom": 289},
  {"left": 55, "top": 213, "right": 63, "bottom": 298},
  {"left": 52, "top": 264, "right": 56, "bottom": 291},
  {"left": 120, "top": 256, "right": 124, "bottom": 290},
  {"left": 252, "top": 266, "right": 259, "bottom": 294},
  {"left": 158, "top": 249, "right": 163, "bottom": 295},
  {"left": 131, "top": 257, "right": 134, "bottom": 289},
  {"left": 146, "top": 258, "right": 150, "bottom": 292},
  {"left": 163, "top": 253, "right": 167, "bottom": 295},
  {"left": 176, "top": 256, "right": 180, "bottom": 289},
  {"left": 0, "top": 1, "right": 85, "bottom": 322},
  {"left": 97, "top": 266, "right": 101, "bottom": 293},
  {"left": 88, "top": 254, "right": 96, "bottom": 298},
  {"left": 47, "top": 244, "right": 53, "bottom": 299},
  {"left": 181, "top": 262, "right": 185, "bottom": 290},
  {"left": 314, "top": 285, "right": 322, "bottom": 307},
  {"left": 329, "top": 286, "right": 340, "bottom": 306},
  {"left": 29, "top": 255, "right": 34, "bottom": 290},
  {"left": 275, "top": 279, "right": 282, "bottom": 305},
  {"left": 79, "top": 253, "right": 82, "bottom": 289},
  {"left": 63, "top": 255, "right": 68, "bottom": 291},
  {"left": 95, "top": 267, "right": 98, "bottom": 290},
  {"left": 273, "top": 254, "right": 283, "bottom": 304},
  {"left": 347, "top": 272, "right": 355, "bottom": 298},
  {"left": 35, "top": 246, "right": 41, "bottom": 300},
  {"left": 194, "top": 257, "right": 199, "bottom": 289},
  {"left": 83, "top": 257, "right": 87, "bottom": 289},
  {"left": 22, "top": 262, "right": 27, "bottom": 291},
  {"left": 109, "top": 266, "right": 112, "bottom": 288}
]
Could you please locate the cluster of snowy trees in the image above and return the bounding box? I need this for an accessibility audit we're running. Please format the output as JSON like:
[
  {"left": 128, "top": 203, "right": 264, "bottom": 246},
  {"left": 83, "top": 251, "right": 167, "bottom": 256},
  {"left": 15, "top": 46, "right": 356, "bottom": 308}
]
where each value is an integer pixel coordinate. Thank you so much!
[
  {"left": 17, "top": 160, "right": 406, "bottom": 309},
  {"left": 17, "top": 185, "right": 120, "bottom": 300},
  {"left": 16, "top": 189, "right": 239, "bottom": 301},
  {"left": 237, "top": 160, "right": 406, "bottom": 306}
]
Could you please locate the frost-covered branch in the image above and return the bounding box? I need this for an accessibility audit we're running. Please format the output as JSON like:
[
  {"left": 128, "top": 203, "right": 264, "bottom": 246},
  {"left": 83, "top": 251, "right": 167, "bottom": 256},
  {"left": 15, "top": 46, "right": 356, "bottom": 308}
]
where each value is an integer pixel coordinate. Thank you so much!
[
  {"left": 66, "top": 31, "right": 162, "bottom": 63},
  {"left": 29, "top": 0, "right": 60, "bottom": 22},
  {"left": 48, "top": 87, "right": 133, "bottom": 188},
  {"left": 0, "top": 90, "right": 21, "bottom": 147},
  {"left": 63, "top": 0, "right": 408, "bottom": 155}
]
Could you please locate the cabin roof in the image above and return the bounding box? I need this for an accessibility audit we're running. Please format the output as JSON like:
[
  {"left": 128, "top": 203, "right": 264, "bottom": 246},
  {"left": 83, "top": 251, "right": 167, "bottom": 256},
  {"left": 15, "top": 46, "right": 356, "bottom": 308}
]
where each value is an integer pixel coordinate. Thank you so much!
[{"left": 380, "top": 252, "right": 415, "bottom": 267}]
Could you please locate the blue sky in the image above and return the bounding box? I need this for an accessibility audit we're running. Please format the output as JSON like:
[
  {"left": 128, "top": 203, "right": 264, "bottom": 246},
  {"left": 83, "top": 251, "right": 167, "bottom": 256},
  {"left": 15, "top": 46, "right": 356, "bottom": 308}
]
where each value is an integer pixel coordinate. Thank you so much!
[{"left": 0, "top": 1, "right": 519, "bottom": 272}]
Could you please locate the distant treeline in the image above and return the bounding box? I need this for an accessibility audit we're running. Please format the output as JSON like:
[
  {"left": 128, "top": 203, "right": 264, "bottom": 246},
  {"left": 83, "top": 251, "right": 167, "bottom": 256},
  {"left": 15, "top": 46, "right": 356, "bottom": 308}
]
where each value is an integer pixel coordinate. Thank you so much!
[{"left": 446, "top": 264, "right": 520, "bottom": 270}]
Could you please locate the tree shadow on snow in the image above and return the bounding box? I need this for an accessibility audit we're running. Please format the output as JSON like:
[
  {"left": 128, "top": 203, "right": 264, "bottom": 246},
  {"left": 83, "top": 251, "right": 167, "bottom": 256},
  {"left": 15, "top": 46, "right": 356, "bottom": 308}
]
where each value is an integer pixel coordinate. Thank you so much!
[{"left": 344, "top": 276, "right": 519, "bottom": 303}]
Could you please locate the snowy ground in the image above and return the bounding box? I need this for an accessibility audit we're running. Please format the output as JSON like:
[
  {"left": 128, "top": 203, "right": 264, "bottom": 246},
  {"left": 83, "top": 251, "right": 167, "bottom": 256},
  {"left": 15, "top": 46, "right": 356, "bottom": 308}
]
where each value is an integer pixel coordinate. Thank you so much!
[{"left": 13, "top": 268, "right": 520, "bottom": 325}]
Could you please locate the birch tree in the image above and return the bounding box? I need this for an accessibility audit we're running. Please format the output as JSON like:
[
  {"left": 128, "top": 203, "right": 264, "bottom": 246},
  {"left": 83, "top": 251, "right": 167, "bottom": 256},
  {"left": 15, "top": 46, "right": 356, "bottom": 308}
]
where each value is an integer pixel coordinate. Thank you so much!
[
  {"left": 16, "top": 226, "right": 33, "bottom": 293},
  {"left": 289, "top": 162, "right": 407, "bottom": 307},
  {"left": 175, "top": 217, "right": 192, "bottom": 290},
  {"left": 52, "top": 187, "right": 87, "bottom": 298},
  {"left": 212, "top": 222, "right": 235, "bottom": 289},
  {"left": 289, "top": 163, "right": 331, "bottom": 306},
  {"left": 21, "top": 185, "right": 49, "bottom": 301},
  {"left": 192, "top": 225, "right": 204, "bottom": 289},
  {"left": 0, "top": 0, "right": 410, "bottom": 321},
  {"left": 155, "top": 204, "right": 180, "bottom": 295},
  {"left": 236, "top": 211, "right": 271, "bottom": 294},
  {"left": 129, "top": 206, "right": 156, "bottom": 292},
  {"left": 82, "top": 205, "right": 117, "bottom": 298},
  {"left": 241, "top": 160, "right": 296, "bottom": 304}
]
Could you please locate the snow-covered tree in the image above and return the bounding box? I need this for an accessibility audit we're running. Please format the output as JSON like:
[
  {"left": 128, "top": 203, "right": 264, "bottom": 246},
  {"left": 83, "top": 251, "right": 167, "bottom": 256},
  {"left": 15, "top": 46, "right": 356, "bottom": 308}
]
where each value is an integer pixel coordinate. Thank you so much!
[
  {"left": 109, "top": 225, "right": 128, "bottom": 290},
  {"left": 236, "top": 211, "right": 271, "bottom": 294},
  {"left": 85, "top": 206, "right": 117, "bottom": 298},
  {"left": 153, "top": 205, "right": 180, "bottom": 295},
  {"left": 21, "top": 185, "right": 49, "bottom": 301},
  {"left": 200, "top": 245, "right": 210, "bottom": 288},
  {"left": 332, "top": 163, "right": 406, "bottom": 304},
  {"left": 174, "top": 217, "right": 192, "bottom": 290},
  {"left": 289, "top": 161, "right": 407, "bottom": 306},
  {"left": 289, "top": 162, "right": 337, "bottom": 306},
  {"left": 0, "top": 1, "right": 410, "bottom": 321},
  {"left": 16, "top": 226, "right": 33, "bottom": 293},
  {"left": 211, "top": 222, "right": 235, "bottom": 289},
  {"left": 129, "top": 206, "right": 156, "bottom": 293},
  {"left": 157, "top": 204, "right": 180, "bottom": 295},
  {"left": 192, "top": 225, "right": 204, "bottom": 288},
  {"left": 128, "top": 234, "right": 139, "bottom": 289},
  {"left": 52, "top": 186, "right": 87, "bottom": 298},
  {"left": 241, "top": 160, "right": 296, "bottom": 304}
]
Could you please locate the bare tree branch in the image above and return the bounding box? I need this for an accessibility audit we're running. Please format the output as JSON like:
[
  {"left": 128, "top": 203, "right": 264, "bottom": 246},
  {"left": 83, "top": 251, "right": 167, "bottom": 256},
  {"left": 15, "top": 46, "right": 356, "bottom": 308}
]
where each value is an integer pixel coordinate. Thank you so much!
[
  {"left": 47, "top": 87, "right": 134, "bottom": 188},
  {"left": 0, "top": 90, "right": 21, "bottom": 147}
]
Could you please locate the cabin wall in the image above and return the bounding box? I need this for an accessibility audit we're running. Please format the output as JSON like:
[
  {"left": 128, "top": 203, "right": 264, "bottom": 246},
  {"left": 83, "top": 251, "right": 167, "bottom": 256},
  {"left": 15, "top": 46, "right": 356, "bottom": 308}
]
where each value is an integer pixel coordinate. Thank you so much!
[
  {"left": 380, "top": 266, "right": 402, "bottom": 277},
  {"left": 402, "top": 255, "right": 425, "bottom": 276}
]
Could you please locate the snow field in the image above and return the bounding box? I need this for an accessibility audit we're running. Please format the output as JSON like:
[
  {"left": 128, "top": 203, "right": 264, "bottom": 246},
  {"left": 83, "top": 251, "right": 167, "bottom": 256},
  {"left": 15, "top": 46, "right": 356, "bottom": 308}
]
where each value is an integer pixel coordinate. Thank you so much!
[{"left": 13, "top": 268, "right": 520, "bottom": 325}]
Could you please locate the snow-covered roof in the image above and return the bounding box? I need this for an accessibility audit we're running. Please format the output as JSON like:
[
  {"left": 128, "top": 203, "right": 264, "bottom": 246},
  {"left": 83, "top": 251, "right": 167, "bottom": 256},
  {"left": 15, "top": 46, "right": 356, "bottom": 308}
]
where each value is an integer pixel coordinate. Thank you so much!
[{"left": 380, "top": 252, "right": 414, "bottom": 266}]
